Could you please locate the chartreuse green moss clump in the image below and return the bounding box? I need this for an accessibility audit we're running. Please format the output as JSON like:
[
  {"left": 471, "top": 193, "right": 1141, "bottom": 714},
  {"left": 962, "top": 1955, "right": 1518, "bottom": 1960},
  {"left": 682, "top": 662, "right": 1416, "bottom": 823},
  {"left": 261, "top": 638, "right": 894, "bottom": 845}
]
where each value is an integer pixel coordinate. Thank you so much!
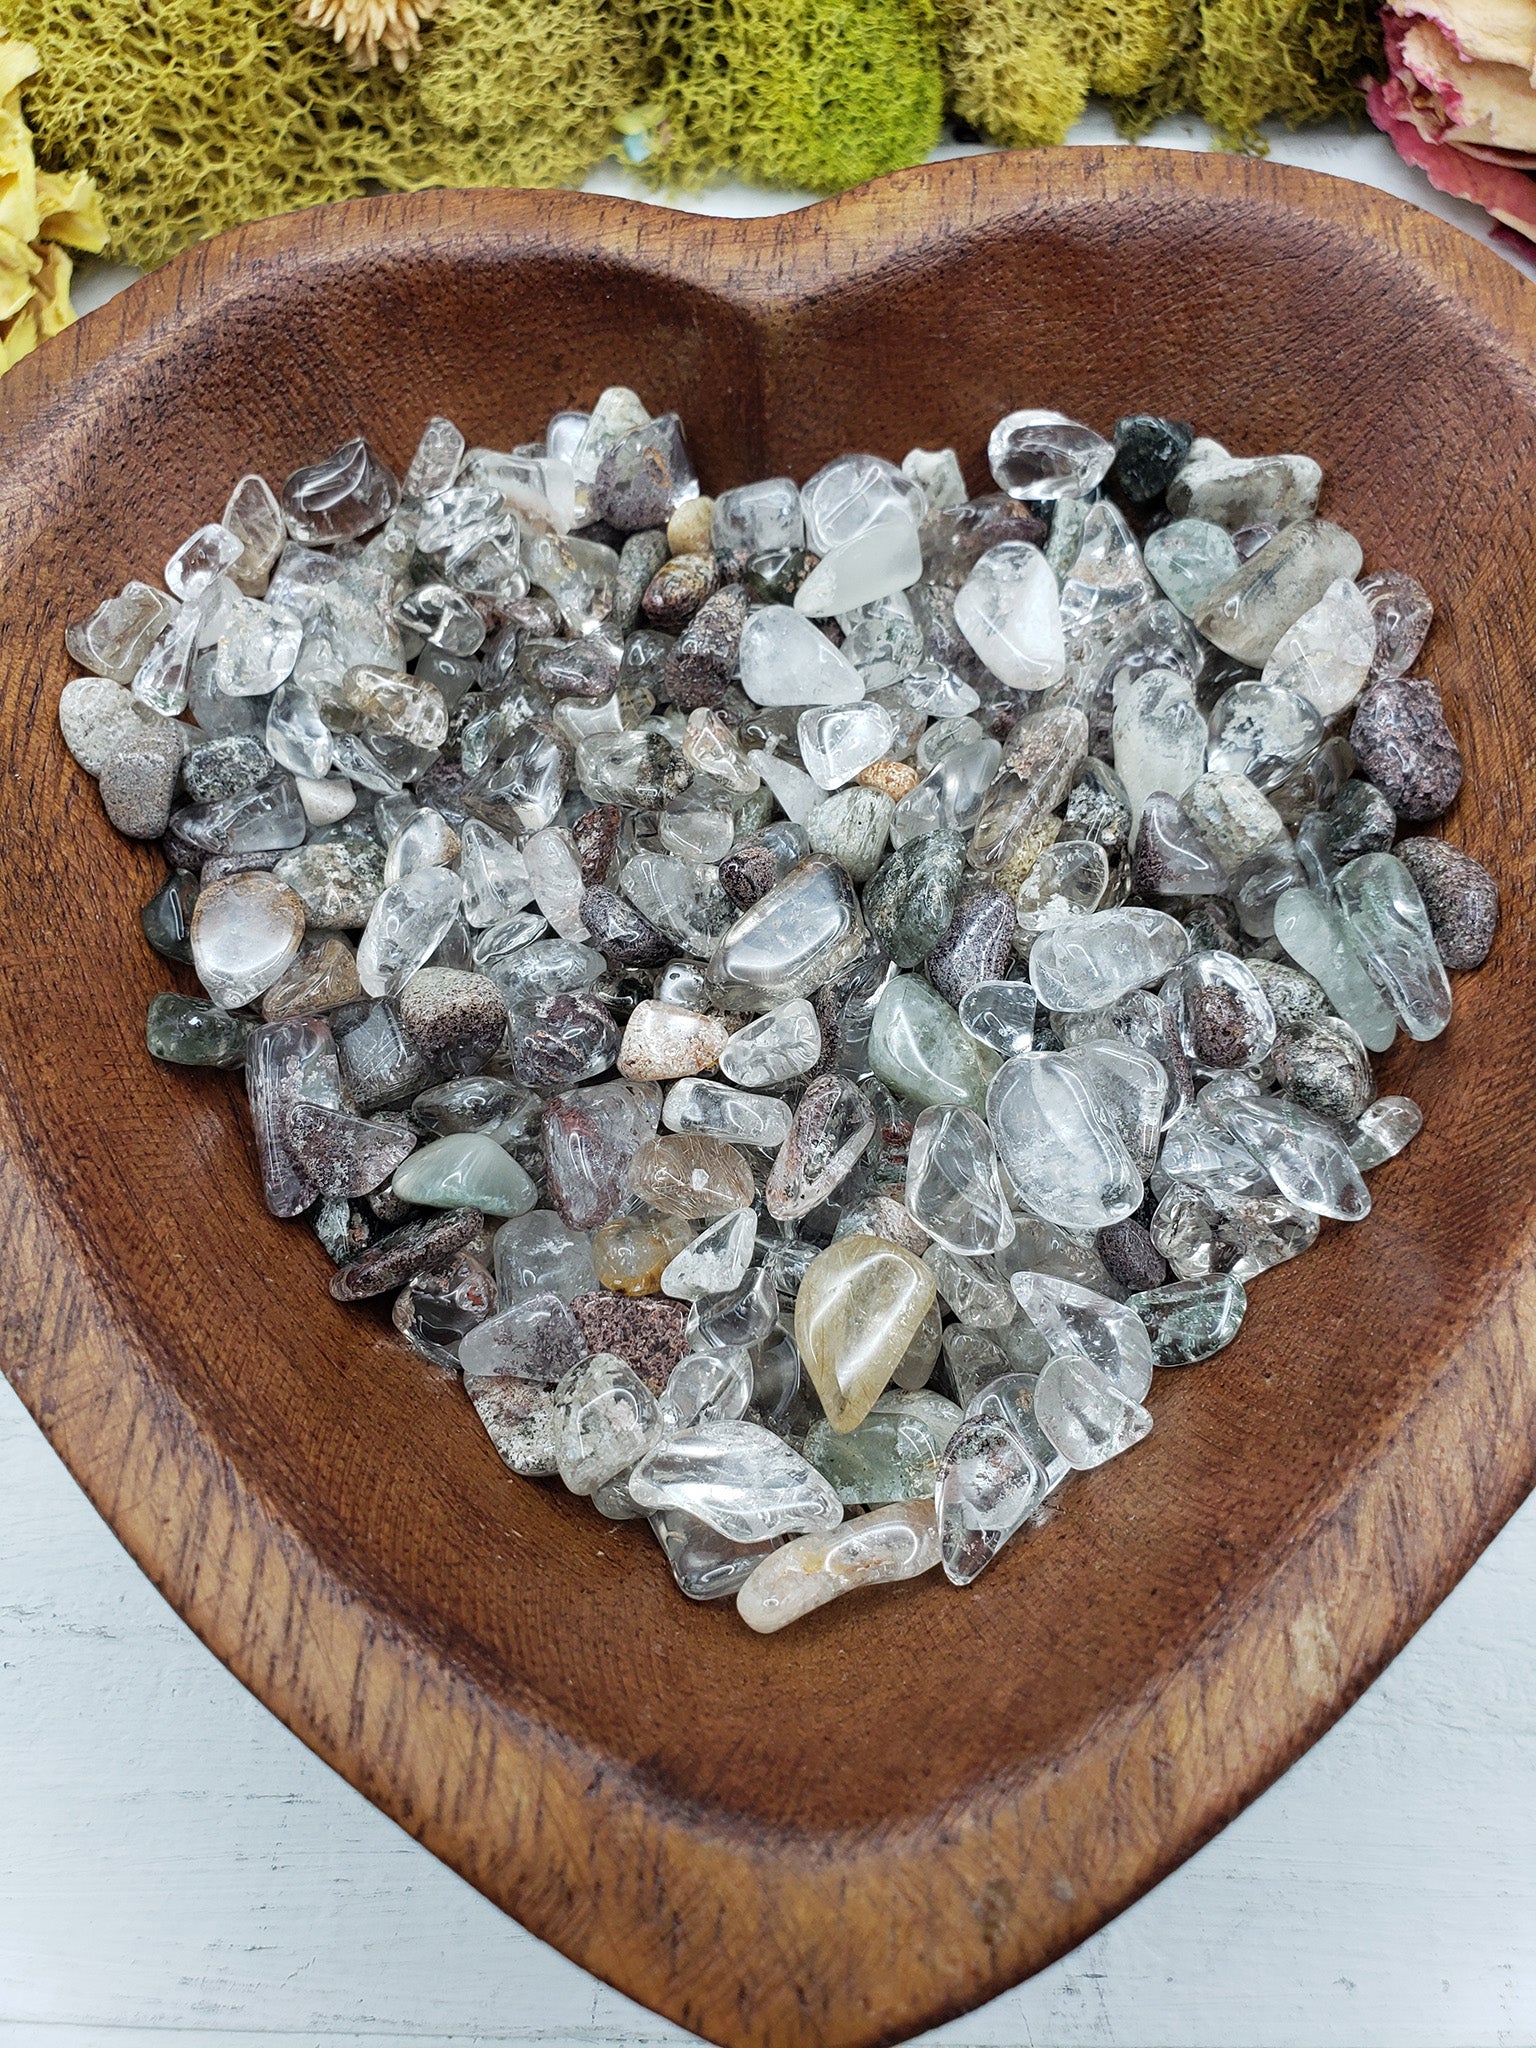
[
  {"left": 0, "top": 0, "right": 1378, "bottom": 269},
  {"left": 635, "top": 0, "right": 944, "bottom": 191},
  {"left": 0, "top": 0, "right": 644, "bottom": 270}
]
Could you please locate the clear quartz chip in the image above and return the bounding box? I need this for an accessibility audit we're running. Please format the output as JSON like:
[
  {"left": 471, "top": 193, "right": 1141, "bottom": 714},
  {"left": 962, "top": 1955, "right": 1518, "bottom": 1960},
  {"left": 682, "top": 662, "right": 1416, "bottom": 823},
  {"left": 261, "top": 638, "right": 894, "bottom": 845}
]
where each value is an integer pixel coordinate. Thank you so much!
[
  {"left": 1333, "top": 852, "right": 1452, "bottom": 1042},
  {"left": 987, "top": 409, "right": 1116, "bottom": 501},
  {"left": 1034, "top": 1352, "right": 1152, "bottom": 1469},
  {"left": 986, "top": 1052, "right": 1142, "bottom": 1231},
  {"left": 356, "top": 866, "right": 463, "bottom": 997},
  {"left": 1028, "top": 907, "right": 1188, "bottom": 1013},
  {"left": 954, "top": 542, "right": 1066, "bottom": 691},
  {"left": 628, "top": 1420, "right": 844, "bottom": 1542},
  {"left": 718, "top": 998, "right": 822, "bottom": 1085},
  {"left": 738, "top": 1498, "right": 941, "bottom": 1629},
  {"left": 936, "top": 1414, "right": 1049, "bottom": 1585},
  {"left": 738, "top": 605, "right": 865, "bottom": 706},
  {"left": 222, "top": 475, "right": 286, "bottom": 595},
  {"left": 800, "top": 453, "right": 923, "bottom": 553},
  {"left": 905, "top": 1104, "right": 1015, "bottom": 1254},
  {"left": 67, "top": 581, "right": 178, "bottom": 683},
  {"left": 281, "top": 437, "right": 400, "bottom": 545},
  {"left": 552, "top": 1353, "right": 663, "bottom": 1496}
]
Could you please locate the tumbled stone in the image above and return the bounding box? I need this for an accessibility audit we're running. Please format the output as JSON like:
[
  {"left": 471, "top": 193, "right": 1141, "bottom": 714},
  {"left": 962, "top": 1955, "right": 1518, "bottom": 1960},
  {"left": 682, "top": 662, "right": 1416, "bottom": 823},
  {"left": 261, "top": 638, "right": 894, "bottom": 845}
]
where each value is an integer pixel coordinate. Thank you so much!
[
  {"left": 392, "top": 1132, "right": 536, "bottom": 1217},
  {"left": 592, "top": 1211, "right": 695, "bottom": 1295},
  {"left": 506, "top": 991, "right": 620, "bottom": 1090},
  {"left": 329, "top": 1206, "right": 484, "bottom": 1300},
  {"left": 796, "top": 1234, "right": 939, "bottom": 1433},
  {"left": 737, "top": 1499, "right": 939, "bottom": 1630},
  {"left": 1326, "top": 778, "right": 1398, "bottom": 862},
  {"left": 469, "top": 1376, "right": 559, "bottom": 1477},
  {"left": 581, "top": 883, "right": 671, "bottom": 967},
  {"left": 924, "top": 885, "right": 1016, "bottom": 1008},
  {"left": 628, "top": 1133, "right": 756, "bottom": 1217},
  {"left": 1193, "top": 520, "right": 1364, "bottom": 666},
  {"left": 870, "top": 973, "right": 991, "bottom": 1112},
  {"left": 662, "top": 585, "right": 751, "bottom": 710},
  {"left": 718, "top": 998, "right": 822, "bottom": 1086},
  {"left": 1359, "top": 568, "right": 1433, "bottom": 683},
  {"left": 146, "top": 993, "right": 252, "bottom": 1068},
  {"left": 643, "top": 551, "right": 718, "bottom": 630},
  {"left": 568, "top": 1291, "right": 689, "bottom": 1393},
  {"left": 1395, "top": 837, "right": 1498, "bottom": 970},
  {"left": 707, "top": 858, "right": 865, "bottom": 1009},
  {"left": 1349, "top": 676, "right": 1463, "bottom": 823},
  {"left": 99, "top": 720, "right": 184, "bottom": 839},
  {"left": 1273, "top": 1016, "right": 1373, "bottom": 1122},
  {"left": 806, "top": 786, "right": 893, "bottom": 885},
  {"left": 1111, "top": 414, "right": 1194, "bottom": 503},
  {"left": 766, "top": 1071, "right": 876, "bottom": 1221},
  {"left": 863, "top": 831, "right": 966, "bottom": 970},
  {"left": 1334, "top": 851, "right": 1453, "bottom": 1041},
  {"left": 542, "top": 1079, "right": 660, "bottom": 1230},
  {"left": 619, "top": 1000, "right": 729, "bottom": 1081},
  {"left": 1167, "top": 439, "right": 1322, "bottom": 530},
  {"left": 1096, "top": 1215, "right": 1167, "bottom": 1292},
  {"left": 191, "top": 871, "right": 307, "bottom": 1008},
  {"left": 396, "top": 967, "right": 508, "bottom": 1073}
]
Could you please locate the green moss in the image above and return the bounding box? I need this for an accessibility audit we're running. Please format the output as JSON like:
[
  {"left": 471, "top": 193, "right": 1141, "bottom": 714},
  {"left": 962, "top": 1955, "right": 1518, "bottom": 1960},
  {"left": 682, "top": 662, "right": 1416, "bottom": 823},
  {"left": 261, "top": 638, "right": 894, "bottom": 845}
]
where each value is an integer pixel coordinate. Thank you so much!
[
  {"left": 0, "top": 0, "right": 644, "bottom": 270},
  {"left": 638, "top": 0, "right": 944, "bottom": 192}
]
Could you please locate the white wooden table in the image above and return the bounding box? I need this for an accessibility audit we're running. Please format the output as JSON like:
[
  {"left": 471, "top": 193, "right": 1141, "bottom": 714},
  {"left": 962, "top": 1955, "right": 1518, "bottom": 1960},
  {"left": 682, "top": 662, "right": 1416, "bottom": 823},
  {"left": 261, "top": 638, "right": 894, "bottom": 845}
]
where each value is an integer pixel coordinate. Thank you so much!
[{"left": 5, "top": 114, "right": 1535, "bottom": 2048}]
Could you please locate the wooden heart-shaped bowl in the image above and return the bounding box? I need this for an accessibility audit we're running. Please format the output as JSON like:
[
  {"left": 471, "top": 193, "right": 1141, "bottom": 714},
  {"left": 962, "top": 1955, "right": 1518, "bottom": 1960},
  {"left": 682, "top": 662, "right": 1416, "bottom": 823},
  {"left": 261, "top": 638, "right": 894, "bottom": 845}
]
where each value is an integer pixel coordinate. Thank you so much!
[{"left": 2, "top": 148, "right": 1534, "bottom": 2048}]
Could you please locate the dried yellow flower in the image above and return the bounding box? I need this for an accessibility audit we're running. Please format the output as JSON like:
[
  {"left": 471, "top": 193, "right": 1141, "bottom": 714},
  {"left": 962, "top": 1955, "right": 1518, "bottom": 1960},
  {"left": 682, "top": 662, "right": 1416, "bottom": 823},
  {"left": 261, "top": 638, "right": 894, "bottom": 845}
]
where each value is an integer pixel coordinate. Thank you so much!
[
  {"left": 293, "top": 0, "right": 446, "bottom": 72},
  {"left": 0, "top": 39, "right": 106, "bottom": 376}
]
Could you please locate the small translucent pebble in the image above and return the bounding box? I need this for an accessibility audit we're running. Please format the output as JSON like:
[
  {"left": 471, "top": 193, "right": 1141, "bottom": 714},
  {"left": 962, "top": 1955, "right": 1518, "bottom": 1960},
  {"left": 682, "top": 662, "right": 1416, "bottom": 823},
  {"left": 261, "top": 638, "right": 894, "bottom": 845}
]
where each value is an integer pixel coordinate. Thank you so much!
[
  {"left": 146, "top": 992, "right": 251, "bottom": 1068},
  {"left": 391, "top": 1133, "right": 537, "bottom": 1218},
  {"left": 1334, "top": 852, "right": 1452, "bottom": 1040},
  {"left": 719, "top": 998, "right": 822, "bottom": 1085},
  {"left": 244, "top": 1016, "right": 342, "bottom": 1217},
  {"left": 660, "top": 1209, "right": 758, "bottom": 1302},
  {"left": 795, "top": 1235, "right": 939, "bottom": 1433},
  {"left": 863, "top": 830, "right": 966, "bottom": 969},
  {"left": 870, "top": 973, "right": 992, "bottom": 1112},
  {"left": 1262, "top": 576, "right": 1376, "bottom": 718},
  {"left": 954, "top": 542, "right": 1066, "bottom": 691},
  {"left": 905, "top": 1105, "right": 1015, "bottom": 1254},
  {"left": 959, "top": 979, "right": 1037, "bottom": 1057},
  {"left": 213, "top": 594, "right": 303, "bottom": 696},
  {"left": 627, "top": 1134, "right": 756, "bottom": 1218},
  {"left": 796, "top": 1378, "right": 963, "bottom": 1504},
  {"left": 1207, "top": 682, "right": 1325, "bottom": 791},
  {"left": 1128, "top": 1274, "right": 1246, "bottom": 1366},
  {"left": 493, "top": 1210, "right": 597, "bottom": 1303},
  {"left": 280, "top": 437, "right": 399, "bottom": 545},
  {"left": 1359, "top": 568, "right": 1433, "bottom": 683},
  {"left": 738, "top": 1498, "right": 940, "bottom": 1631},
  {"left": 986, "top": 1053, "right": 1142, "bottom": 1231},
  {"left": 541, "top": 1079, "right": 660, "bottom": 1231},
  {"left": 797, "top": 700, "right": 896, "bottom": 789},
  {"left": 592, "top": 1212, "right": 694, "bottom": 1295},
  {"left": 707, "top": 859, "right": 864, "bottom": 1008},
  {"left": 807, "top": 785, "right": 894, "bottom": 884},
  {"left": 629, "top": 1420, "right": 843, "bottom": 1541},
  {"left": 765, "top": 1071, "right": 876, "bottom": 1219},
  {"left": 1216, "top": 1096, "right": 1371, "bottom": 1221},
  {"left": 618, "top": 1000, "right": 730, "bottom": 1081},
  {"left": 458, "top": 1291, "right": 588, "bottom": 1383},
  {"left": 221, "top": 475, "right": 286, "bottom": 595},
  {"left": 356, "top": 867, "right": 463, "bottom": 997},
  {"left": 936, "top": 1415, "right": 1049, "bottom": 1585},
  {"left": 1164, "top": 950, "right": 1277, "bottom": 1067},
  {"left": 664, "top": 1076, "right": 793, "bottom": 1150},
  {"left": 1010, "top": 1272, "right": 1154, "bottom": 1401},
  {"left": 1193, "top": 520, "right": 1365, "bottom": 667},
  {"left": 384, "top": 807, "right": 460, "bottom": 885},
  {"left": 660, "top": 1348, "right": 755, "bottom": 1431},
  {"left": 1111, "top": 670, "right": 1208, "bottom": 829},
  {"left": 1166, "top": 440, "right": 1322, "bottom": 530},
  {"left": 1274, "top": 886, "right": 1398, "bottom": 1052},
  {"left": 99, "top": 720, "right": 184, "bottom": 839},
  {"left": 738, "top": 605, "right": 865, "bottom": 706},
  {"left": 470, "top": 1377, "right": 557, "bottom": 1477},
  {"left": 800, "top": 452, "right": 922, "bottom": 553},
  {"left": 1028, "top": 906, "right": 1188, "bottom": 1013},
  {"left": 801, "top": 534, "right": 924, "bottom": 635},
  {"left": 67, "top": 581, "right": 178, "bottom": 682},
  {"left": 552, "top": 1353, "right": 664, "bottom": 1496},
  {"left": 191, "top": 872, "right": 306, "bottom": 1008},
  {"left": 1143, "top": 518, "right": 1239, "bottom": 615},
  {"left": 1034, "top": 1352, "right": 1152, "bottom": 1469},
  {"left": 988, "top": 409, "right": 1115, "bottom": 501},
  {"left": 650, "top": 1508, "right": 781, "bottom": 1602},
  {"left": 1347, "top": 1095, "right": 1423, "bottom": 1170}
]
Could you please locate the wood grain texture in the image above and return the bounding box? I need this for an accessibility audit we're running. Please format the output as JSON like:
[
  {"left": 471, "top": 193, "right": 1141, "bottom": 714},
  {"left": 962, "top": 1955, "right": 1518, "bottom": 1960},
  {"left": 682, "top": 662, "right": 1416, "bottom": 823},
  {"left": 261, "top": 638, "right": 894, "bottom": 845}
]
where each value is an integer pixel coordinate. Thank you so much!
[{"left": 0, "top": 149, "right": 1533, "bottom": 2048}]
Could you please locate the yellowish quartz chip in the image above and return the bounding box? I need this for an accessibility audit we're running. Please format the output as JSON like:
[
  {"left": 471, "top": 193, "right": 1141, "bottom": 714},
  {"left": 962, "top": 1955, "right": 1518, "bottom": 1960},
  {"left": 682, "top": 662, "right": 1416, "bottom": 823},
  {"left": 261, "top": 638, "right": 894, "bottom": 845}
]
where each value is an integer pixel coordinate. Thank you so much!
[{"left": 794, "top": 1234, "right": 938, "bottom": 1434}]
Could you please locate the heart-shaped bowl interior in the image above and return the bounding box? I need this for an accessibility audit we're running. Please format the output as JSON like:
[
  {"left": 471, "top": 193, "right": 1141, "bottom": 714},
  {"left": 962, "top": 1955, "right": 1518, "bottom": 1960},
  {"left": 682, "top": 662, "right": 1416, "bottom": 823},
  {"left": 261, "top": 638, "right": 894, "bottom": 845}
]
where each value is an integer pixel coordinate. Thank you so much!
[{"left": 2, "top": 148, "right": 1535, "bottom": 2048}]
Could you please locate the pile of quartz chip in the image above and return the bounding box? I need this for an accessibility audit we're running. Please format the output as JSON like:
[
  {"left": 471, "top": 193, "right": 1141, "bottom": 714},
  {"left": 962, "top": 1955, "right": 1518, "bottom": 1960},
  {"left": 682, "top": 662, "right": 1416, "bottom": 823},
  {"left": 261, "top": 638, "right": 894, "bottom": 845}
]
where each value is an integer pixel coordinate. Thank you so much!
[{"left": 61, "top": 390, "right": 1499, "bottom": 1632}]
